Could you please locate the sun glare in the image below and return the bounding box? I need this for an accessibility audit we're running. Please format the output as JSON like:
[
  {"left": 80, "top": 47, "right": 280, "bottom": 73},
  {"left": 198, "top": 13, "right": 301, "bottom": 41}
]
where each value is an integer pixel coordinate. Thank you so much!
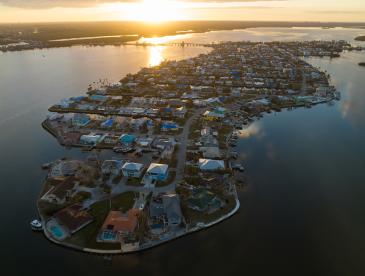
[{"left": 130, "top": 0, "right": 184, "bottom": 23}]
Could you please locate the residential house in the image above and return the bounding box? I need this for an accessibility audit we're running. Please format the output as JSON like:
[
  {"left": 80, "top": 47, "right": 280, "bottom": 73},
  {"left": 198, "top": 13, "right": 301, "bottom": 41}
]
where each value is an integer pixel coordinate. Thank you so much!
[
  {"left": 119, "top": 134, "right": 136, "bottom": 145},
  {"left": 174, "top": 106, "right": 187, "bottom": 118},
  {"left": 161, "top": 121, "right": 179, "bottom": 132},
  {"left": 72, "top": 114, "right": 91, "bottom": 127},
  {"left": 99, "top": 209, "right": 140, "bottom": 242},
  {"left": 122, "top": 162, "right": 144, "bottom": 178},
  {"left": 146, "top": 163, "right": 169, "bottom": 181},
  {"left": 162, "top": 194, "right": 183, "bottom": 227},
  {"left": 101, "top": 160, "right": 123, "bottom": 175},
  {"left": 198, "top": 159, "right": 225, "bottom": 171},
  {"left": 80, "top": 134, "right": 102, "bottom": 145}
]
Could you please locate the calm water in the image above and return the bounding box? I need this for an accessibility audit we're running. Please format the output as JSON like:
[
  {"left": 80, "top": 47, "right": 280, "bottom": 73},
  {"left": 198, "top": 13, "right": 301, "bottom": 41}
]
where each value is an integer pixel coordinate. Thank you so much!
[{"left": 0, "top": 28, "right": 365, "bottom": 276}]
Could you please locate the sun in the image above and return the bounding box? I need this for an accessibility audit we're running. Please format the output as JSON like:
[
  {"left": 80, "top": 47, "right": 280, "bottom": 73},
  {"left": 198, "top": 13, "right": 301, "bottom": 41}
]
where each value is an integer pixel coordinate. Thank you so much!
[{"left": 131, "top": 0, "right": 184, "bottom": 23}]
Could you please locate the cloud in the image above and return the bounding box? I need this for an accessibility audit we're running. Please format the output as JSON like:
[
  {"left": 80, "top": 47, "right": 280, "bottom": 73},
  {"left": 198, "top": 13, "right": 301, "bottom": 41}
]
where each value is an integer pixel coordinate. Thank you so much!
[
  {"left": 0, "top": 0, "right": 131, "bottom": 9},
  {"left": 0, "top": 0, "right": 283, "bottom": 9}
]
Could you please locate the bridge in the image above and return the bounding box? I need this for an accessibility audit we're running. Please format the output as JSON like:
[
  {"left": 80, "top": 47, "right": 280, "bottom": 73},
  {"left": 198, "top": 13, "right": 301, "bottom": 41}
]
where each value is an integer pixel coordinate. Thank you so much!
[{"left": 123, "top": 41, "right": 212, "bottom": 47}]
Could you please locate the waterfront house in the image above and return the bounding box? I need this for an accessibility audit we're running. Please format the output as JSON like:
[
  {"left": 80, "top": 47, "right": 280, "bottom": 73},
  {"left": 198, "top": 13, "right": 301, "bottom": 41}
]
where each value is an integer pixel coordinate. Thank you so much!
[
  {"left": 149, "top": 197, "right": 165, "bottom": 220},
  {"left": 187, "top": 188, "right": 222, "bottom": 213},
  {"left": 90, "top": 94, "right": 108, "bottom": 102},
  {"left": 49, "top": 160, "right": 81, "bottom": 178},
  {"left": 100, "top": 135, "right": 119, "bottom": 145},
  {"left": 119, "top": 134, "right": 136, "bottom": 145},
  {"left": 137, "top": 137, "right": 154, "bottom": 147},
  {"left": 99, "top": 209, "right": 140, "bottom": 241},
  {"left": 122, "top": 162, "right": 144, "bottom": 178},
  {"left": 199, "top": 159, "right": 225, "bottom": 171},
  {"left": 80, "top": 134, "right": 102, "bottom": 145},
  {"left": 72, "top": 114, "right": 91, "bottom": 127},
  {"left": 41, "top": 177, "right": 76, "bottom": 205},
  {"left": 162, "top": 194, "right": 183, "bottom": 227},
  {"left": 54, "top": 204, "right": 94, "bottom": 234},
  {"left": 146, "top": 163, "right": 169, "bottom": 181}
]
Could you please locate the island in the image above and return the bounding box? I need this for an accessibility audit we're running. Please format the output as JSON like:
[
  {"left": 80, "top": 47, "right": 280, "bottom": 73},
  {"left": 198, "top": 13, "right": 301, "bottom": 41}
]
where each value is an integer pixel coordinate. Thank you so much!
[
  {"left": 355, "top": 36, "right": 365, "bottom": 41},
  {"left": 359, "top": 62, "right": 365, "bottom": 67},
  {"left": 37, "top": 40, "right": 350, "bottom": 254}
]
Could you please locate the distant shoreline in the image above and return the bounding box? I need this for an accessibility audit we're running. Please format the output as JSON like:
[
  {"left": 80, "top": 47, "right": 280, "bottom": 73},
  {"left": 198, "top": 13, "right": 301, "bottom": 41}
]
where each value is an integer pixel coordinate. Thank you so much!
[{"left": 2, "top": 21, "right": 365, "bottom": 52}]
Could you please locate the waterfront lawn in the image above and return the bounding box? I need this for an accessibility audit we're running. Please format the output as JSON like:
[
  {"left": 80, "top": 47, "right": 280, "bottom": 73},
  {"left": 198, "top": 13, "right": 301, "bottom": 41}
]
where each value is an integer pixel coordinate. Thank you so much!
[
  {"left": 110, "top": 191, "right": 136, "bottom": 211},
  {"left": 126, "top": 177, "right": 143, "bottom": 186},
  {"left": 181, "top": 195, "right": 236, "bottom": 226},
  {"left": 64, "top": 192, "right": 136, "bottom": 250}
]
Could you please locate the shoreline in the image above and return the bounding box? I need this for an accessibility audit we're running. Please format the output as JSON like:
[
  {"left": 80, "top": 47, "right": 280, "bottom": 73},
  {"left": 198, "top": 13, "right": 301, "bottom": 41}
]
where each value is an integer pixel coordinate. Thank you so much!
[
  {"left": 2, "top": 24, "right": 365, "bottom": 53},
  {"left": 35, "top": 39, "right": 347, "bottom": 254},
  {"left": 37, "top": 184, "right": 240, "bottom": 255}
]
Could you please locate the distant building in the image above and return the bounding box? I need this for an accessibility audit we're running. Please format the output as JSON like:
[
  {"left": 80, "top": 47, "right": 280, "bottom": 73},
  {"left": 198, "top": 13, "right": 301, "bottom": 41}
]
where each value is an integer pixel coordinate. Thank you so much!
[
  {"left": 174, "top": 106, "right": 187, "bottom": 118},
  {"left": 101, "top": 118, "right": 114, "bottom": 128},
  {"left": 161, "top": 121, "right": 179, "bottom": 132}
]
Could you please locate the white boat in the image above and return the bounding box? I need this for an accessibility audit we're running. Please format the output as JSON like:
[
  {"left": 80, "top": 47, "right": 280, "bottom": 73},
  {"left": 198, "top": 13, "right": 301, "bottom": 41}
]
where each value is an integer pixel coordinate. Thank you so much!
[
  {"left": 42, "top": 163, "right": 51, "bottom": 169},
  {"left": 30, "top": 219, "right": 43, "bottom": 231}
]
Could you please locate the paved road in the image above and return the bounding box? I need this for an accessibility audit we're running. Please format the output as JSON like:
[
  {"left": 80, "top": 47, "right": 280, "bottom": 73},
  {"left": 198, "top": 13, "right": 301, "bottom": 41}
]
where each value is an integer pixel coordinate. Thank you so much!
[
  {"left": 174, "top": 108, "right": 204, "bottom": 184},
  {"left": 81, "top": 108, "right": 205, "bottom": 204}
]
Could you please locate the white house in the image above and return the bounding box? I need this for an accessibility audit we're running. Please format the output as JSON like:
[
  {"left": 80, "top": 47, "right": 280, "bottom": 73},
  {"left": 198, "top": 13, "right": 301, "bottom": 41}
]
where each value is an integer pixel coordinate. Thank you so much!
[
  {"left": 122, "top": 162, "right": 144, "bottom": 178},
  {"left": 79, "top": 134, "right": 102, "bottom": 145},
  {"left": 146, "top": 163, "right": 169, "bottom": 181},
  {"left": 198, "top": 159, "right": 225, "bottom": 171}
]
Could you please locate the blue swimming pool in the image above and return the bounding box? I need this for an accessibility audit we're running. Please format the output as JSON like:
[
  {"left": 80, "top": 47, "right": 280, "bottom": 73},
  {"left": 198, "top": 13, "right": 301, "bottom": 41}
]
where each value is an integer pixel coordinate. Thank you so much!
[
  {"left": 50, "top": 225, "right": 65, "bottom": 239},
  {"left": 101, "top": 230, "right": 117, "bottom": 241}
]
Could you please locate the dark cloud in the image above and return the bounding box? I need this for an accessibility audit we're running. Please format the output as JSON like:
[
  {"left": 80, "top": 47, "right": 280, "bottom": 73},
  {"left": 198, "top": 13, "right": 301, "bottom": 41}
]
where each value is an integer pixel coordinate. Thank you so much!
[{"left": 0, "top": 0, "right": 283, "bottom": 9}]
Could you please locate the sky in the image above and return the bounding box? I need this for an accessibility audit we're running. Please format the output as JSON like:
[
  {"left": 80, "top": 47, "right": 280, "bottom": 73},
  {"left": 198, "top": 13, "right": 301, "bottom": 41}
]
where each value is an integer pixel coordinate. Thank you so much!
[{"left": 0, "top": 0, "right": 364, "bottom": 23}]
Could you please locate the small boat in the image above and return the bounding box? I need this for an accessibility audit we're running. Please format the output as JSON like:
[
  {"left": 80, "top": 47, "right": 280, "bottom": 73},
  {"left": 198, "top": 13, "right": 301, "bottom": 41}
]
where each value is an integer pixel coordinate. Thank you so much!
[
  {"left": 42, "top": 163, "right": 51, "bottom": 170},
  {"left": 231, "top": 163, "right": 245, "bottom": 172},
  {"left": 113, "top": 147, "right": 123, "bottom": 153},
  {"left": 30, "top": 219, "right": 43, "bottom": 231},
  {"left": 121, "top": 147, "right": 135, "bottom": 154}
]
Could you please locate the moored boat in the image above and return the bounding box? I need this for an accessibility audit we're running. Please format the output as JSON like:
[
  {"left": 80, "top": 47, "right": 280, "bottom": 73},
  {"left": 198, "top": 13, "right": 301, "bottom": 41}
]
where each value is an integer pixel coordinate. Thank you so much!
[{"left": 30, "top": 219, "right": 43, "bottom": 231}]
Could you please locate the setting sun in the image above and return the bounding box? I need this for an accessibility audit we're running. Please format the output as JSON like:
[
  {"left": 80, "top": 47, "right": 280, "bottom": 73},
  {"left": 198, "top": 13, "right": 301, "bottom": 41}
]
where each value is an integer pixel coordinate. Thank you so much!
[{"left": 127, "top": 0, "right": 184, "bottom": 23}]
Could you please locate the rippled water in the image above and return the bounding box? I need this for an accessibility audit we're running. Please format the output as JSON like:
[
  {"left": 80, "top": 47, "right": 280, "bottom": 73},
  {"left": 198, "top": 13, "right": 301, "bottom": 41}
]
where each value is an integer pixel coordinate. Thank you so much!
[{"left": 0, "top": 28, "right": 365, "bottom": 276}]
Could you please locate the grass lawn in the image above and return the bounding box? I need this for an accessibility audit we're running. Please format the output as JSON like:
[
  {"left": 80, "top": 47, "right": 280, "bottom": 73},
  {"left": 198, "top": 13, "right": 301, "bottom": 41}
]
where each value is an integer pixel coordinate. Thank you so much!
[
  {"left": 181, "top": 195, "right": 236, "bottom": 227},
  {"left": 126, "top": 177, "right": 143, "bottom": 187}
]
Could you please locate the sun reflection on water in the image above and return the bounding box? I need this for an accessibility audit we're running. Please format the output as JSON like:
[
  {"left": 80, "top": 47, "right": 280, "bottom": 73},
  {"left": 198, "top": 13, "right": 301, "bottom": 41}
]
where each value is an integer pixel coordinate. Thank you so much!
[{"left": 148, "top": 46, "right": 165, "bottom": 67}]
